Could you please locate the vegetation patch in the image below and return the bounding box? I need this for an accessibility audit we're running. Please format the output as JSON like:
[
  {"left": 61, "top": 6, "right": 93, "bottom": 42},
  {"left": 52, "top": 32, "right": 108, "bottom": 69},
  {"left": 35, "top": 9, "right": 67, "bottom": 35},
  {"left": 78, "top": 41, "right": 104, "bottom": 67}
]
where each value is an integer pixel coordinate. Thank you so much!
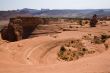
[
  {"left": 82, "top": 33, "right": 110, "bottom": 44},
  {"left": 58, "top": 39, "right": 95, "bottom": 61},
  {"left": 64, "top": 39, "right": 84, "bottom": 49},
  {"left": 93, "top": 33, "right": 110, "bottom": 44}
]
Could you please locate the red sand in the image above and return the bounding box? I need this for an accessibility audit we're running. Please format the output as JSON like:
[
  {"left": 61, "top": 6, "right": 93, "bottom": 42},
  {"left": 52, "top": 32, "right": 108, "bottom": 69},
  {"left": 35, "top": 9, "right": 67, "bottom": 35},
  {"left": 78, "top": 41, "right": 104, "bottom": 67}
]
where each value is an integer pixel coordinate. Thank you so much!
[{"left": 0, "top": 23, "right": 110, "bottom": 73}]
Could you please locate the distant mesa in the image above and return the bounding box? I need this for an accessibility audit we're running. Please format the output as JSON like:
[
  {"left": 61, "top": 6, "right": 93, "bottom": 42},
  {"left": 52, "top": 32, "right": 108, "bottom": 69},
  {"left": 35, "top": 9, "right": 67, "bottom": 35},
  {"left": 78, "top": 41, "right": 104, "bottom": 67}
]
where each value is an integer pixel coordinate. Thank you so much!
[{"left": 0, "top": 8, "right": 110, "bottom": 20}]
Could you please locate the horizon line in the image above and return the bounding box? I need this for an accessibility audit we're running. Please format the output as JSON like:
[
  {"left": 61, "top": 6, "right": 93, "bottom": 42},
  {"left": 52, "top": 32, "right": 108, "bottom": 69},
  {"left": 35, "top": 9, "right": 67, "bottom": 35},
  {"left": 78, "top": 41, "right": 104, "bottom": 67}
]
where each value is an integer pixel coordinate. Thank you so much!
[{"left": 0, "top": 8, "right": 110, "bottom": 11}]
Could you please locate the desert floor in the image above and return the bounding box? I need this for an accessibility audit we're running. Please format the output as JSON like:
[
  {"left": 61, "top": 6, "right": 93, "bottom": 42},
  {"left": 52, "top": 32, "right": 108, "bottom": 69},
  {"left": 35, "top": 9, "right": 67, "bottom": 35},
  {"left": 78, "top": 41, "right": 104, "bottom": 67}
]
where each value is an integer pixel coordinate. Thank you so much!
[{"left": 0, "top": 22, "right": 110, "bottom": 73}]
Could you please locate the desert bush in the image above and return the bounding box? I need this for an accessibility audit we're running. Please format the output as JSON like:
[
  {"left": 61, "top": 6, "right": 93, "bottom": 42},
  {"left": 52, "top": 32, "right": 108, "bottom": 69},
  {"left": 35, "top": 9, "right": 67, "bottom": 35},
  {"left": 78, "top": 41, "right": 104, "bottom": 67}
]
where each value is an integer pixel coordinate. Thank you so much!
[
  {"left": 64, "top": 40, "right": 84, "bottom": 49},
  {"left": 58, "top": 46, "right": 66, "bottom": 57},
  {"left": 93, "top": 34, "right": 110, "bottom": 44},
  {"left": 82, "top": 34, "right": 94, "bottom": 41},
  {"left": 59, "top": 46, "right": 66, "bottom": 54},
  {"left": 87, "top": 50, "right": 95, "bottom": 54},
  {"left": 58, "top": 46, "right": 92, "bottom": 61},
  {"left": 101, "top": 34, "right": 110, "bottom": 42},
  {"left": 93, "top": 36, "right": 102, "bottom": 44}
]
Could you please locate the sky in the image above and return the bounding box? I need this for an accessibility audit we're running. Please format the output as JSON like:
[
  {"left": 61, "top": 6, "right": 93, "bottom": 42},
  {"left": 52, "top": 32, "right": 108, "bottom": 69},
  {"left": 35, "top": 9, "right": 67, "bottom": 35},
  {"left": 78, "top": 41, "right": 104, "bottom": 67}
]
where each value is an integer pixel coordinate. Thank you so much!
[{"left": 0, "top": 0, "right": 110, "bottom": 10}]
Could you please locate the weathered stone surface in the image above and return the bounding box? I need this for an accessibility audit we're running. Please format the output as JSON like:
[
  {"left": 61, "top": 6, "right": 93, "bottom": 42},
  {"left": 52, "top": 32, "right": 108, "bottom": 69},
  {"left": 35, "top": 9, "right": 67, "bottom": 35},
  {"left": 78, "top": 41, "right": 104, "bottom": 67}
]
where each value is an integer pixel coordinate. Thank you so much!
[
  {"left": 1, "top": 17, "right": 91, "bottom": 42},
  {"left": 90, "top": 14, "right": 98, "bottom": 27}
]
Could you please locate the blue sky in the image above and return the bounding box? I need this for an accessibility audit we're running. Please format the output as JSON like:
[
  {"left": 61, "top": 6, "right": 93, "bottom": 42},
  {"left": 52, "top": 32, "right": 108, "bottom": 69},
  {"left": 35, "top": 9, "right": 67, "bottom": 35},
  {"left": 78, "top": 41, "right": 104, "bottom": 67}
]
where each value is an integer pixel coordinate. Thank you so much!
[{"left": 0, "top": 0, "right": 110, "bottom": 10}]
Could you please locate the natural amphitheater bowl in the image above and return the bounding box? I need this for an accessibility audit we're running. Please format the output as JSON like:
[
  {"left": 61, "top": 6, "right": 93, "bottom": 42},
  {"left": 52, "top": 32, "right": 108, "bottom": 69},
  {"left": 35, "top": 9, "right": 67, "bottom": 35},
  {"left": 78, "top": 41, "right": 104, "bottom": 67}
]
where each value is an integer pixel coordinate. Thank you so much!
[{"left": 0, "top": 21, "right": 110, "bottom": 73}]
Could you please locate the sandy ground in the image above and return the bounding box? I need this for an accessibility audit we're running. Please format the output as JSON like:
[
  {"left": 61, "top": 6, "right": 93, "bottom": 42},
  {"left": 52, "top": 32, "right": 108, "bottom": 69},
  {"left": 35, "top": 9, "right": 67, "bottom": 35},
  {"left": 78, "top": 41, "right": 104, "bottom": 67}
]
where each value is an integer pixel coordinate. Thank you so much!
[{"left": 0, "top": 23, "right": 110, "bottom": 73}]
